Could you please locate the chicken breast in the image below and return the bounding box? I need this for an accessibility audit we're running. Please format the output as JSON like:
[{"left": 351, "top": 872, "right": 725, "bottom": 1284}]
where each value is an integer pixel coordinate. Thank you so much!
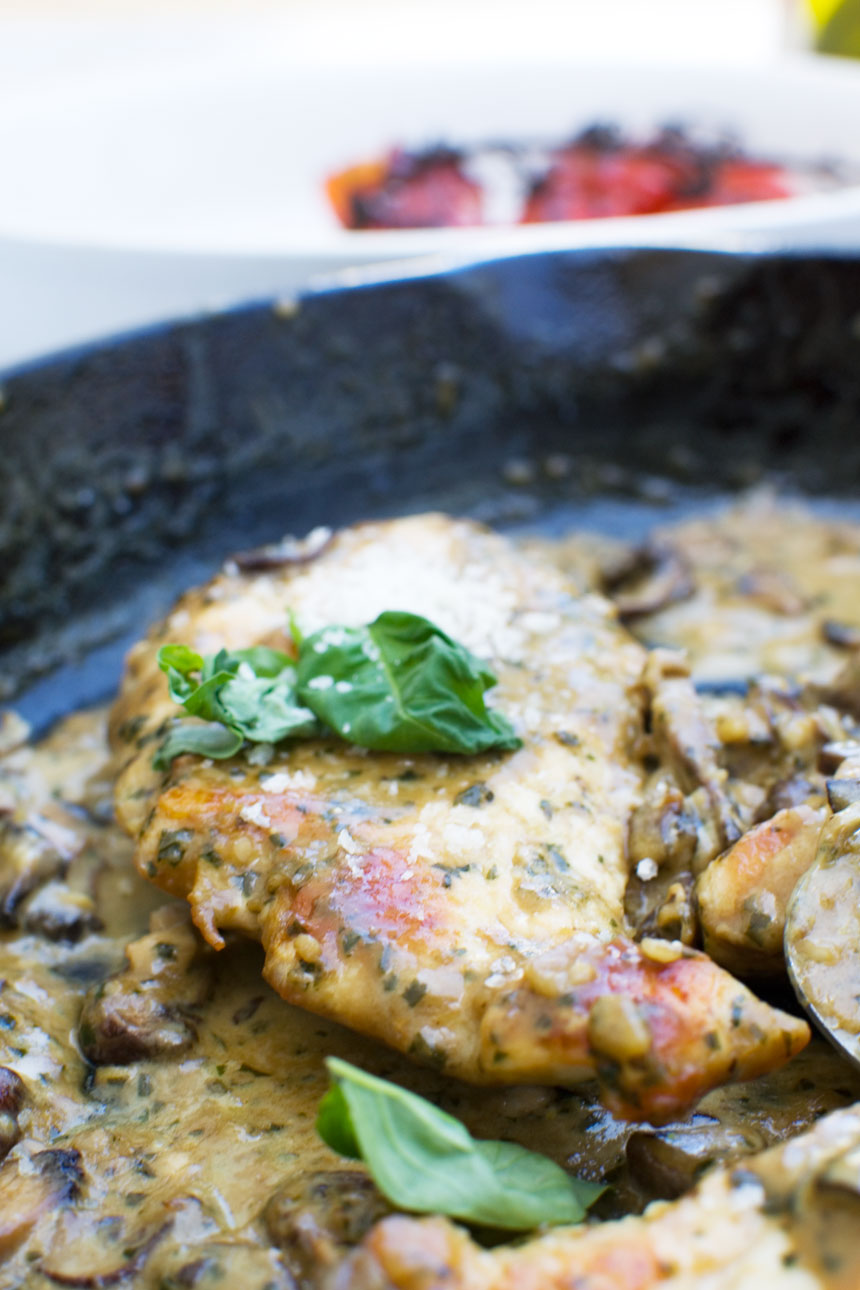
[
  {"left": 112, "top": 515, "right": 807, "bottom": 1120},
  {"left": 332, "top": 1102, "right": 860, "bottom": 1290}
]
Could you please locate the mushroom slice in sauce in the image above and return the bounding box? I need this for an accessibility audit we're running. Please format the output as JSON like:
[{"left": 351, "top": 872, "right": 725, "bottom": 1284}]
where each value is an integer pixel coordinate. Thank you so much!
[{"left": 78, "top": 905, "right": 213, "bottom": 1065}]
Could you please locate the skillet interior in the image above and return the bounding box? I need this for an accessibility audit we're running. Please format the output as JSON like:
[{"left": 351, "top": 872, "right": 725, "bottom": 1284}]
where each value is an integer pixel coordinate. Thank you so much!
[{"left": 3, "top": 246, "right": 860, "bottom": 723}]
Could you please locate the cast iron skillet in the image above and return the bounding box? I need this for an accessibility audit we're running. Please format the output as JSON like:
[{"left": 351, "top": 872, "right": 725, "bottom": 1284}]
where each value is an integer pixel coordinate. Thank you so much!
[{"left": 3, "top": 246, "right": 860, "bottom": 730}]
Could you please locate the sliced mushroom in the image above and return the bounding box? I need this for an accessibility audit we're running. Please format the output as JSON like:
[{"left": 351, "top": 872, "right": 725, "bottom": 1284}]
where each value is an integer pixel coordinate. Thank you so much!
[
  {"left": 78, "top": 906, "right": 212, "bottom": 1065},
  {"left": 0, "top": 1149, "right": 83, "bottom": 1258},
  {"left": 0, "top": 812, "right": 83, "bottom": 927},
  {"left": 813, "top": 749, "right": 860, "bottom": 810},
  {"left": 755, "top": 771, "right": 826, "bottom": 820},
  {"left": 0, "top": 1066, "right": 26, "bottom": 1163},
  {"left": 626, "top": 1038, "right": 860, "bottom": 1203},
  {"left": 152, "top": 1240, "right": 293, "bottom": 1289},
  {"left": 822, "top": 619, "right": 860, "bottom": 650},
  {"left": 735, "top": 569, "right": 807, "bottom": 617},
  {"left": 604, "top": 543, "right": 694, "bottom": 621},
  {"left": 810, "top": 654, "right": 860, "bottom": 719},
  {"left": 643, "top": 651, "right": 741, "bottom": 860},
  {"left": 265, "top": 1170, "right": 390, "bottom": 1288},
  {"left": 229, "top": 526, "right": 333, "bottom": 573},
  {"left": 627, "top": 1118, "right": 760, "bottom": 1200},
  {"left": 625, "top": 777, "right": 699, "bottom": 941},
  {"left": 820, "top": 738, "right": 860, "bottom": 774},
  {"left": 696, "top": 804, "right": 828, "bottom": 978},
  {"left": 39, "top": 1219, "right": 171, "bottom": 1288},
  {"left": 20, "top": 880, "right": 102, "bottom": 943}
]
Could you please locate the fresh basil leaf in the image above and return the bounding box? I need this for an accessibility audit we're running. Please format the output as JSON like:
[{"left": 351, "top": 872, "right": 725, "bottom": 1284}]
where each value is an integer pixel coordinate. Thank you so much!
[
  {"left": 316, "top": 1083, "right": 361, "bottom": 1160},
  {"left": 230, "top": 646, "right": 294, "bottom": 678},
  {"left": 158, "top": 643, "right": 204, "bottom": 677},
  {"left": 155, "top": 611, "right": 521, "bottom": 767},
  {"left": 154, "top": 643, "right": 312, "bottom": 767},
  {"left": 182, "top": 669, "right": 239, "bottom": 723},
  {"left": 297, "top": 612, "right": 521, "bottom": 755},
  {"left": 218, "top": 672, "right": 319, "bottom": 743},
  {"left": 152, "top": 721, "right": 243, "bottom": 771},
  {"left": 288, "top": 608, "right": 304, "bottom": 651},
  {"left": 200, "top": 649, "right": 230, "bottom": 683},
  {"left": 470, "top": 1139, "right": 603, "bottom": 1222},
  {"left": 157, "top": 644, "right": 205, "bottom": 705},
  {"left": 318, "top": 1058, "right": 603, "bottom": 1231}
]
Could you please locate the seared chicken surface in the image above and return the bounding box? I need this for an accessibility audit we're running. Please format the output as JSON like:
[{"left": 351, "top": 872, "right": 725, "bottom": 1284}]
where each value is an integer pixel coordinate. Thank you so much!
[{"left": 112, "top": 515, "right": 806, "bottom": 1120}]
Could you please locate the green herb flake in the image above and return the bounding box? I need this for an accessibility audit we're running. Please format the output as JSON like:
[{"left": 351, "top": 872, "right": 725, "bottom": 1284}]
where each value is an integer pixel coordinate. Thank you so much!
[
  {"left": 342, "top": 930, "right": 362, "bottom": 955},
  {"left": 455, "top": 782, "right": 495, "bottom": 808},
  {"left": 316, "top": 1058, "right": 603, "bottom": 1231},
  {"left": 432, "top": 863, "right": 472, "bottom": 889},
  {"left": 402, "top": 980, "right": 428, "bottom": 1007},
  {"left": 156, "top": 828, "right": 193, "bottom": 866}
]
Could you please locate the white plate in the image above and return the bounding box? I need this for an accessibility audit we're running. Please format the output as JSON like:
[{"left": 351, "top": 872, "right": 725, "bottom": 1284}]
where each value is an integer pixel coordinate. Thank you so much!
[
  {"left": 4, "top": 47, "right": 860, "bottom": 371},
  {"left": 5, "top": 50, "right": 860, "bottom": 257}
]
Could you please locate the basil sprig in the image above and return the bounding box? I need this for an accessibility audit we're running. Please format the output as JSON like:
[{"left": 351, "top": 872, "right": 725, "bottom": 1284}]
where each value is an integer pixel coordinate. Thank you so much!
[
  {"left": 154, "top": 612, "right": 520, "bottom": 769},
  {"left": 316, "top": 1058, "right": 603, "bottom": 1231},
  {"left": 153, "top": 644, "right": 318, "bottom": 770}
]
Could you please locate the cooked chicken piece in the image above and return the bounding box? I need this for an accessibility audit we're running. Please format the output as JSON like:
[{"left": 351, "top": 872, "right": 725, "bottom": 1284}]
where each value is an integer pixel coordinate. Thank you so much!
[
  {"left": 785, "top": 797, "right": 860, "bottom": 1070},
  {"left": 696, "top": 803, "right": 829, "bottom": 977},
  {"left": 113, "top": 515, "right": 807, "bottom": 1120},
  {"left": 332, "top": 1103, "right": 860, "bottom": 1290}
]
